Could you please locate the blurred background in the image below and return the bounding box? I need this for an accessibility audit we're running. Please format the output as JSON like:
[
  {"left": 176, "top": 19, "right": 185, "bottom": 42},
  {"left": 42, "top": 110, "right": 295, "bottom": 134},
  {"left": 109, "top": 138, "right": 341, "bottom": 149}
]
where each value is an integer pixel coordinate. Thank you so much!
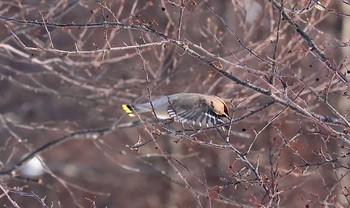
[{"left": 0, "top": 0, "right": 349, "bottom": 207}]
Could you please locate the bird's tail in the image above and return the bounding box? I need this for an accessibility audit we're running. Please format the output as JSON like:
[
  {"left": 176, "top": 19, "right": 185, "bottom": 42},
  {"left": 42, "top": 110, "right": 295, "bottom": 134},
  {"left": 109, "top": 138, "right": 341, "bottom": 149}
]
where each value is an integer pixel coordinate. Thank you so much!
[
  {"left": 122, "top": 102, "right": 153, "bottom": 117},
  {"left": 122, "top": 104, "right": 136, "bottom": 117}
]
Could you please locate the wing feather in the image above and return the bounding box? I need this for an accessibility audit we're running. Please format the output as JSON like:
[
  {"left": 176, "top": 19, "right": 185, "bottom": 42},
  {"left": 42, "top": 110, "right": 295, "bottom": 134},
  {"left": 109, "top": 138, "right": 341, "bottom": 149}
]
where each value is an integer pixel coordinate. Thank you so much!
[{"left": 167, "top": 104, "right": 225, "bottom": 127}]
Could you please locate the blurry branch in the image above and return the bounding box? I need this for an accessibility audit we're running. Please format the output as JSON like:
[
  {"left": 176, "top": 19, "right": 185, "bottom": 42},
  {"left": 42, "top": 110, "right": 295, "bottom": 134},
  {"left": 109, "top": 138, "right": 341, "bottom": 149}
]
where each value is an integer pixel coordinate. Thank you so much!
[
  {"left": 139, "top": 120, "right": 265, "bottom": 206},
  {"left": 0, "top": 181, "right": 49, "bottom": 208},
  {"left": 10, "top": 29, "right": 167, "bottom": 54},
  {"left": 167, "top": 155, "right": 253, "bottom": 207},
  {"left": 177, "top": 39, "right": 350, "bottom": 136},
  {"left": 38, "top": 11, "right": 54, "bottom": 49},
  {"left": 204, "top": 1, "right": 271, "bottom": 64},
  {"left": 124, "top": 146, "right": 252, "bottom": 207},
  {"left": 0, "top": 73, "right": 56, "bottom": 95},
  {"left": 0, "top": 117, "right": 254, "bottom": 178},
  {"left": 299, "top": 151, "right": 350, "bottom": 168},
  {"left": 176, "top": 0, "right": 185, "bottom": 40},
  {"left": 1, "top": 13, "right": 349, "bottom": 134},
  {"left": 143, "top": 126, "right": 204, "bottom": 207},
  {"left": 269, "top": 0, "right": 284, "bottom": 85},
  {"left": 0, "top": 1, "right": 349, "bottom": 206},
  {"left": 0, "top": 127, "right": 110, "bottom": 176},
  {"left": 217, "top": 129, "right": 270, "bottom": 195},
  {"left": 0, "top": 43, "right": 110, "bottom": 94},
  {"left": 270, "top": 0, "right": 350, "bottom": 87}
]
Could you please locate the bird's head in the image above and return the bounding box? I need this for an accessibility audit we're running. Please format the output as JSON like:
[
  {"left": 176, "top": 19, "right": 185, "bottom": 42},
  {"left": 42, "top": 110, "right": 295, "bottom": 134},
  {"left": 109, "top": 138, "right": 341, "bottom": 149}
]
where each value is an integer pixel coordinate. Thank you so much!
[{"left": 209, "top": 96, "right": 230, "bottom": 119}]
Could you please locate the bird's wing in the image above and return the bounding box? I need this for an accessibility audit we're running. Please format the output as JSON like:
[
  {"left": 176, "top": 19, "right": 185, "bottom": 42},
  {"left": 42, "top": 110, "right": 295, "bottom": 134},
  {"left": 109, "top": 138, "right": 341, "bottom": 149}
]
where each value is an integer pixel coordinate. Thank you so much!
[{"left": 167, "top": 102, "right": 225, "bottom": 127}]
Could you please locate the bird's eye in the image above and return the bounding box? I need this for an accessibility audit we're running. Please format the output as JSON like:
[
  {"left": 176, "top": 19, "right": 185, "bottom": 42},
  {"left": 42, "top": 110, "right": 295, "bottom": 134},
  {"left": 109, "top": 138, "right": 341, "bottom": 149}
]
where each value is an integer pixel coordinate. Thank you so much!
[
  {"left": 224, "top": 105, "right": 229, "bottom": 114},
  {"left": 210, "top": 101, "right": 217, "bottom": 110}
]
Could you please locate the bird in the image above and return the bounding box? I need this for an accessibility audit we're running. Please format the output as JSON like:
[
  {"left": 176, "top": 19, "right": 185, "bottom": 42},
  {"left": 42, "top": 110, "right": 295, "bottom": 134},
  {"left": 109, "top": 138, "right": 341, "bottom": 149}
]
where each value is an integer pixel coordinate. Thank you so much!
[{"left": 122, "top": 93, "right": 230, "bottom": 128}]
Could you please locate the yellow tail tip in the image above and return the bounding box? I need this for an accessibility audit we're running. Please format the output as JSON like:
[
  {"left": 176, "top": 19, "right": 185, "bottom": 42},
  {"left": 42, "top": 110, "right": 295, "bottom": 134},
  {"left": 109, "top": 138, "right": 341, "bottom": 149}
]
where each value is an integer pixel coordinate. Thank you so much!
[{"left": 122, "top": 104, "right": 136, "bottom": 117}]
